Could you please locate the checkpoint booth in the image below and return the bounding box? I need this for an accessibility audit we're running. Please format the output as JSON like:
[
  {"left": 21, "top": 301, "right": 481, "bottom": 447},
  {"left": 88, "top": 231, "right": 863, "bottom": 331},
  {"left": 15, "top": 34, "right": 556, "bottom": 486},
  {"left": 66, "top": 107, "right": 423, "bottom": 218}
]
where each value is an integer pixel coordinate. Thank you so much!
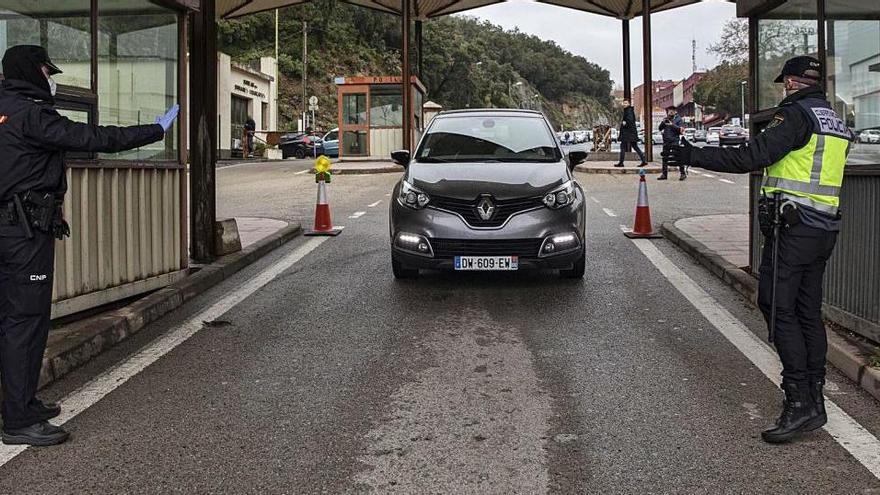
[{"left": 334, "top": 76, "right": 426, "bottom": 160}]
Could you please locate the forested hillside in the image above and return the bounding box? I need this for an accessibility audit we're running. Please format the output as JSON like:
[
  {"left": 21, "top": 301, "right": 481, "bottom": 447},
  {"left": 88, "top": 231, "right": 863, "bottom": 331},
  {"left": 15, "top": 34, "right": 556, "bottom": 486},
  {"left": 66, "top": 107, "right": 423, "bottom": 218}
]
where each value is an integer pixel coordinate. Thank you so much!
[{"left": 219, "top": 0, "right": 614, "bottom": 130}]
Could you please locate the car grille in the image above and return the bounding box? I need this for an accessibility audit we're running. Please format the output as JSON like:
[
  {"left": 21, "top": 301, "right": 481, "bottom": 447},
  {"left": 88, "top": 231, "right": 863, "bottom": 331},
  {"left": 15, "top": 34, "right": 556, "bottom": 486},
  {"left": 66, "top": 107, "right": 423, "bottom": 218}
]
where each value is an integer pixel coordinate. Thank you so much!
[
  {"left": 430, "top": 238, "right": 543, "bottom": 259},
  {"left": 429, "top": 195, "right": 544, "bottom": 228}
]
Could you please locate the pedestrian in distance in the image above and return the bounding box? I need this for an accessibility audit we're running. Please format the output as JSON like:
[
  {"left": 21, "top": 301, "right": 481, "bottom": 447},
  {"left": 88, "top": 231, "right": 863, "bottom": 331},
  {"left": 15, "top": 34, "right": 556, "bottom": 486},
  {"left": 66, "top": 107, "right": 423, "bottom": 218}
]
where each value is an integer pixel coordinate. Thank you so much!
[
  {"left": 662, "top": 56, "right": 852, "bottom": 444},
  {"left": 614, "top": 98, "right": 648, "bottom": 168},
  {"left": 658, "top": 105, "right": 685, "bottom": 180},
  {"left": 244, "top": 116, "right": 256, "bottom": 158},
  {"left": 0, "top": 45, "right": 179, "bottom": 446}
]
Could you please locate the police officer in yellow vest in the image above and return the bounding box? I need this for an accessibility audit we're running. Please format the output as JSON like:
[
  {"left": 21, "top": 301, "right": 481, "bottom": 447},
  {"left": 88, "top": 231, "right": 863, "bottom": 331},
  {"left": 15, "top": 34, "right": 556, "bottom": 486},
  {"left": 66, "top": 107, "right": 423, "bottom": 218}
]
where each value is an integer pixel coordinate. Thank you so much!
[{"left": 663, "top": 56, "right": 852, "bottom": 444}]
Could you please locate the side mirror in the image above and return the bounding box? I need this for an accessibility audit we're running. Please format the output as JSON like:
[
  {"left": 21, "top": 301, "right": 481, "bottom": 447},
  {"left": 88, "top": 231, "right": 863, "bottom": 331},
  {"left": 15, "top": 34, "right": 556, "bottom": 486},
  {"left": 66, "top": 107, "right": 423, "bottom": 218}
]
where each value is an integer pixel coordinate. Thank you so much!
[
  {"left": 568, "top": 150, "right": 588, "bottom": 168},
  {"left": 391, "top": 150, "right": 411, "bottom": 167}
]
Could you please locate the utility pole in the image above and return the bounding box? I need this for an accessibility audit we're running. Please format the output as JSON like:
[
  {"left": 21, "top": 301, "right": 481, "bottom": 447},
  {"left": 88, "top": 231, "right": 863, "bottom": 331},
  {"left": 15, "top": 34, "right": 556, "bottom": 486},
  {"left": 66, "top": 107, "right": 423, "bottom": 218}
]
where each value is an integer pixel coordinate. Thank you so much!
[
  {"left": 740, "top": 81, "right": 747, "bottom": 124},
  {"left": 302, "top": 20, "right": 308, "bottom": 131}
]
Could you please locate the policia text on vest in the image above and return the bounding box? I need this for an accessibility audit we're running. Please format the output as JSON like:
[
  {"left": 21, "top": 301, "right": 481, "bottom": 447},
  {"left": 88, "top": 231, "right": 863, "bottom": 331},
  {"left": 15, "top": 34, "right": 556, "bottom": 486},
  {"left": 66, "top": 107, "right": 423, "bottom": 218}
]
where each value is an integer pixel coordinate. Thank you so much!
[{"left": 661, "top": 55, "right": 853, "bottom": 445}]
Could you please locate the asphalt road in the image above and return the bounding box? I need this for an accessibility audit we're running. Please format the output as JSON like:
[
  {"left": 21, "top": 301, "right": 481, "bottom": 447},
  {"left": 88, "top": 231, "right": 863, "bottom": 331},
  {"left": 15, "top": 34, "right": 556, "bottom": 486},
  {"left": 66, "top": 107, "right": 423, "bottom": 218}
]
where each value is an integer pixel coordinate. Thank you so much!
[{"left": 1, "top": 160, "right": 879, "bottom": 493}]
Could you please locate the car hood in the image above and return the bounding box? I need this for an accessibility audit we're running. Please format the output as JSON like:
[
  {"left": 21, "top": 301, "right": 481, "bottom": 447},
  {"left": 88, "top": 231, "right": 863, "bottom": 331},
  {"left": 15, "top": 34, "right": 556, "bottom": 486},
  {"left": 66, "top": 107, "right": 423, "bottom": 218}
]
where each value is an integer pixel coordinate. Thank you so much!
[{"left": 408, "top": 161, "right": 568, "bottom": 201}]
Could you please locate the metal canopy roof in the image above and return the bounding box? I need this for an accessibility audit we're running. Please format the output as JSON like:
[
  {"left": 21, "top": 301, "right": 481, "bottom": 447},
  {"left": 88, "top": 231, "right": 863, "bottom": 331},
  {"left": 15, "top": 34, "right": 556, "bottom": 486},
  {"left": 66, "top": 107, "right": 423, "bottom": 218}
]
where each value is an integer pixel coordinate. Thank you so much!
[
  {"left": 219, "top": 0, "right": 707, "bottom": 20},
  {"left": 538, "top": 0, "right": 703, "bottom": 20}
]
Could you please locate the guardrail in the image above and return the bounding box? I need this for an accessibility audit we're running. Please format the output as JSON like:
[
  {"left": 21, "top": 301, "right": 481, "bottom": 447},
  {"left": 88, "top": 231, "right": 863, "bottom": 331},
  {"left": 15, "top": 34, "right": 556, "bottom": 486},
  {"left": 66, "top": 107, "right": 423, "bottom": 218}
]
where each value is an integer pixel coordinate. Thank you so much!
[{"left": 750, "top": 167, "right": 880, "bottom": 343}]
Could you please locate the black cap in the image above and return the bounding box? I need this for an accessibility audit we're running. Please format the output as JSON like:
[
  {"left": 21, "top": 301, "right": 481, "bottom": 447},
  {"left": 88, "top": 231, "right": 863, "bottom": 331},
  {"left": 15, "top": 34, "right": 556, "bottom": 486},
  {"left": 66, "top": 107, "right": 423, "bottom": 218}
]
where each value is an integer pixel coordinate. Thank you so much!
[
  {"left": 665, "top": 105, "right": 677, "bottom": 111},
  {"left": 774, "top": 56, "right": 820, "bottom": 83},
  {"left": 2, "top": 45, "right": 62, "bottom": 76}
]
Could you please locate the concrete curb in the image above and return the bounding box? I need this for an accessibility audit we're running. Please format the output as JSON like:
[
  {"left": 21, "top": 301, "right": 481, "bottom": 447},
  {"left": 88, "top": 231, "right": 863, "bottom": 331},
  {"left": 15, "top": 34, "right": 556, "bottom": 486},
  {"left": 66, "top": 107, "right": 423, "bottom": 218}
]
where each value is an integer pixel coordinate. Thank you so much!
[
  {"left": 40, "top": 223, "right": 303, "bottom": 390},
  {"left": 575, "top": 165, "right": 663, "bottom": 175},
  {"left": 312, "top": 166, "right": 404, "bottom": 175},
  {"left": 661, "top": 221, "right": 880, "bottom": 402}
]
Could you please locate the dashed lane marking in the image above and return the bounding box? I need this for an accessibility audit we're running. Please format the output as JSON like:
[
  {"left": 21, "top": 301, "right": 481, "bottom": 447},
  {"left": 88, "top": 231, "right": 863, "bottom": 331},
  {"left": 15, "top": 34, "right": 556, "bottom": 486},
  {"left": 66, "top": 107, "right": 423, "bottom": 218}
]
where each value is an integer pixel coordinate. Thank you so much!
[
  {"left": 702, "top": 173, "right": 717, "bottom": 178},
  {"left": 385, "top": 193, "right": 391, "bottom": 197},
  {"left": 0, "top": 237, "right": 330, "bottom": 468},
  {"left": 294, "top": 169, "right": 310, "bottom": 175},
  {"left": 349, "top": 211, "right": 366, "bottom": 219},
  {"left": 368, "top": 200, "right": 382, "bottom": 208},
  {"left": 602, "top": 208, "right": 617, "bottom": 217},
  {"left": 719, "top": 179, "right": 735, "bottom": 184},
  {"left": 626, "top": 230, "right": 880, "bottom": 480},
  {"left": 589, "top": 196, "right": 601, "bottom": 204}
]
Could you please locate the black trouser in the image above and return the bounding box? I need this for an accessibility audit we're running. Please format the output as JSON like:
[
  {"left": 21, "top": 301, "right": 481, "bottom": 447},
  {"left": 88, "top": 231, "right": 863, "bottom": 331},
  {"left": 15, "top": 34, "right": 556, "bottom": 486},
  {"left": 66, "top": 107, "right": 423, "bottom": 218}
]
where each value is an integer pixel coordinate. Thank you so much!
[
  {"left": 0, "top": 228, "right": 55, "bottom": 430},
  {"left": 758, "top": 223, "right": 837, "bottom": 386},
  {"left": 661, "top": 142, "right": 685, "bottom": 177},
  {"left": 618, "top": 140, "right": 645, "bottom": 164}
]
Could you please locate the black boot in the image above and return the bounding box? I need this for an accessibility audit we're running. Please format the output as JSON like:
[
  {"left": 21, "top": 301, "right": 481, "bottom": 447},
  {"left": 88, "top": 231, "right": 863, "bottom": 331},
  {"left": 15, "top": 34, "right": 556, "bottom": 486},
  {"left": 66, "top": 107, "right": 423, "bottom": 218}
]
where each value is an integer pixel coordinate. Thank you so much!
[
  {"left": 761, "top": 382, "right": 819, "bottom": 444},
  {"left": 2, "top": 421, "right": 69, "bottom": 446},
  {"left": 613, "top": 162, "right": 624, "bottom": 167},
  {"left": 31, "top": 399, "right": 61, "bottom": 421},
  {"left": 803, "top": 379, "right": 827, "bottom": 431},
  {"left": 657, "top": 175, "right": 668, "bottom": 180}
]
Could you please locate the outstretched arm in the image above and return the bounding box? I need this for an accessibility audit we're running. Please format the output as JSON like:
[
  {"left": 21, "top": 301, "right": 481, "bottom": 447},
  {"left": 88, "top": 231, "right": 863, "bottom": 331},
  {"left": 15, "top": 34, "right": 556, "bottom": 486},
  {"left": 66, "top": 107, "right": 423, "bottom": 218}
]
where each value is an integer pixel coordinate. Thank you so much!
[
  {"left": 26, "top": 106, "right": 167, "bottom": 153},
  {"left": 689, "top": 108, "right": 809, "bottom": 174}
]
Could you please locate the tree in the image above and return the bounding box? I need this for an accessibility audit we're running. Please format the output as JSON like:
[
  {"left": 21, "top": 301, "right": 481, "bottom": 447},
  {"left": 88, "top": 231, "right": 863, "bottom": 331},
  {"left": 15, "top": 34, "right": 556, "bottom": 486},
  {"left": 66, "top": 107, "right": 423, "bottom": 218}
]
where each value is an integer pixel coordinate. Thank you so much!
[{"left": 694, "top": 62, "right": 748, "bottom": 118}]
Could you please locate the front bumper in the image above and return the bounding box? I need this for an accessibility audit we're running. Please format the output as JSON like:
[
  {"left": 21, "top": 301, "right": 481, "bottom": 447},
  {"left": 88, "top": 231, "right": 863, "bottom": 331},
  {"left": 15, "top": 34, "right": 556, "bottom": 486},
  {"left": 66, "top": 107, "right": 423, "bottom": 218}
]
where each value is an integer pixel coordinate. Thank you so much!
[{"left": 390, "top": 193, "right": 586, "bottom": 271}]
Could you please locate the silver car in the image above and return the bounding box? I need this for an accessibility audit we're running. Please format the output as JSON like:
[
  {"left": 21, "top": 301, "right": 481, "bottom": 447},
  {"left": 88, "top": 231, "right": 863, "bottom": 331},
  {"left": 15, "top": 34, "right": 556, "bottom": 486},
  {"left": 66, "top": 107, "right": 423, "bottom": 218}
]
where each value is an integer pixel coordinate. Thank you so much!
[{"left": 389, "top": 109, "right": 587, "bottom": 279}]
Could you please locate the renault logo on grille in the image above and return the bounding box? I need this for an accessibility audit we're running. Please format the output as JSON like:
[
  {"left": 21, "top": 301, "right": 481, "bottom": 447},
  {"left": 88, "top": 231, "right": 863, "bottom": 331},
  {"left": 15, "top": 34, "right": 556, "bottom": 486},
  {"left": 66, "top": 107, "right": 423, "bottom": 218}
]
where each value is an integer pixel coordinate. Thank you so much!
[{"left": 476, "top": 197, "right": 496, "bottom": 221}]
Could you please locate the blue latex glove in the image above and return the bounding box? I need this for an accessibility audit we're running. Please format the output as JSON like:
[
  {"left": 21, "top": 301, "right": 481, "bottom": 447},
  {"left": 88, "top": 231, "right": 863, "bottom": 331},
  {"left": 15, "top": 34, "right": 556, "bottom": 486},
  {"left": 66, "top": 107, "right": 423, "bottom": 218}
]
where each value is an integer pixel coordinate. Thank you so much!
[{"left": 155, "top": 103, "right": 180, "bottom": 132}]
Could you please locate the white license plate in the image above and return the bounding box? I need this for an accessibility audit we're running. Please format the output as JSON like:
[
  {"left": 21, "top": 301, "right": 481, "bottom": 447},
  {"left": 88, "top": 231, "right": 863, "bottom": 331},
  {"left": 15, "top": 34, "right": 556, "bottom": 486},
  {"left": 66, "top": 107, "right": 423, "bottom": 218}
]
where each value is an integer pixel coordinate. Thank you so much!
[{"left": 454, "top": 256, "right": 518, "bottom": 271}]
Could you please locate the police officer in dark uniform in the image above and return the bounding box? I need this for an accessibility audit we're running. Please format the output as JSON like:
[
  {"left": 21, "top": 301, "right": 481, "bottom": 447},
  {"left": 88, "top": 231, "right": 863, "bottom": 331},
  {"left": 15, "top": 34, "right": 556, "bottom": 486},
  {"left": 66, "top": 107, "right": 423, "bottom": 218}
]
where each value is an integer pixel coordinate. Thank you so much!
[
  {"left": 663, "top": 56, "right": 851, "bottom": 444},
  {"left": 0, "top": 45, "right": 178, "bottom": 446}
]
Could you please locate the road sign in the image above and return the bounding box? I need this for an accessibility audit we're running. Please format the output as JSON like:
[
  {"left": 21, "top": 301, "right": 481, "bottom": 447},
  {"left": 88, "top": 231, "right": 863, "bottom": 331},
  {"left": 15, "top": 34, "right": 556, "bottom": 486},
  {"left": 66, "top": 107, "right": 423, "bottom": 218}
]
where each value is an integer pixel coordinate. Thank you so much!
[
  {"left": 308, "top": 95, "right": 318, "bottom": 106},
  {"left": 309, "top": 104, "right": 318, "bottom": 112}
]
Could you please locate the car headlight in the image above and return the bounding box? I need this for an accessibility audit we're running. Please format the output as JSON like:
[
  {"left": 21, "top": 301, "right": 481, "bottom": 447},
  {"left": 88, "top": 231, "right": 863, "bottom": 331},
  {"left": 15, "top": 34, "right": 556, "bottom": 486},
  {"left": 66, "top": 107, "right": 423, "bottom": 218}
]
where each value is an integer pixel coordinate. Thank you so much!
[
  {"left": 394, "top": 232, "right": 433, "bottom": 257},
  {"left": 539, "top": 232, "right": 581, "bottom": 257},
  {"left": 543, "top": 181, "right": 576, "bottom": 209},
  {"left": 398, "top": 181, "right": 430, "bottom": 210}
]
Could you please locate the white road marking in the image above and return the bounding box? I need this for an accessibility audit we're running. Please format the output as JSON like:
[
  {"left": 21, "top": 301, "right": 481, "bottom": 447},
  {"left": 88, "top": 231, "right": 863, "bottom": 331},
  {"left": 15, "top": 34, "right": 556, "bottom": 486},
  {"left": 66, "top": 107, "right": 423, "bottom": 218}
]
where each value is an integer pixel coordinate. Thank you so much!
[
  {"left": 0, "top": 237, "right": 329, "bottom": 468},
  {"left": 349, "top": 211, "right": 366, "bottom": 219},
  {"left": 719, "top": 179, "right": 735, "bottom": 184},
  {"left": 589, "top": 196, "right": 601, "bottom": 204},
  {"left": 602, "top": 208, "right": 618, "bottom": 217},
  {"left": 626, "top": 232, "right": 880, "bottom": 480},
  {"left": 294, "top": 169, "right": 310, "bottom": 175},
  {"left": 385, "top": 193, "right": 391, "bottom": 197},
  {"left": 702, "top": 173, "right": 717, "bottom": 178},
  {"left": 367, "top": 200, "right": 382, "bottom": 208}
]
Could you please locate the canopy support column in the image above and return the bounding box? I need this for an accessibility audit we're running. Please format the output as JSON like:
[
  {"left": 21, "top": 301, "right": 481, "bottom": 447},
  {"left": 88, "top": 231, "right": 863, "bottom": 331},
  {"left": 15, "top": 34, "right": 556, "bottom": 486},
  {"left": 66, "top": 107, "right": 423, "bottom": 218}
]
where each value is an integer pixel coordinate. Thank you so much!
[
  {"left": 189, "top": 0, "right": 217, "bottom": 263},
  {"left": 642, "top": 0, "right": 653, "bottom": 162},
  {"left": 622, "top": 18, "right": 631, "bottom": 100},
  {"left": 416, "top": 19, "right": 423, "bottom": 80},
  {"left": 402, "top": 0, "right": 412, "bottom": 151}
]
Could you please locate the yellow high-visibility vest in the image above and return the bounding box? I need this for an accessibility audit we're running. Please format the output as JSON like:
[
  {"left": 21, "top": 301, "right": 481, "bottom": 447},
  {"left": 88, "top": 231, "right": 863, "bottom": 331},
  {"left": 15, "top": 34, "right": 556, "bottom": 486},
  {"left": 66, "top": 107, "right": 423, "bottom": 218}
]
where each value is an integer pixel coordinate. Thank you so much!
[{"left": 761, "top": 98, "right": 851, "bottom": 215}]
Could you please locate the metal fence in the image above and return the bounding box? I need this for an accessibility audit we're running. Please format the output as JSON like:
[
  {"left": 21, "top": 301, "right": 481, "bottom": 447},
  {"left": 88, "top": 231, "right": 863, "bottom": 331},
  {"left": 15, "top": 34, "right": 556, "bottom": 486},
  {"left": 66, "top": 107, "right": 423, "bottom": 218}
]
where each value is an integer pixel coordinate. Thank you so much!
[{"left": 750, "top": 169, "right": 880, "bottom": 343}]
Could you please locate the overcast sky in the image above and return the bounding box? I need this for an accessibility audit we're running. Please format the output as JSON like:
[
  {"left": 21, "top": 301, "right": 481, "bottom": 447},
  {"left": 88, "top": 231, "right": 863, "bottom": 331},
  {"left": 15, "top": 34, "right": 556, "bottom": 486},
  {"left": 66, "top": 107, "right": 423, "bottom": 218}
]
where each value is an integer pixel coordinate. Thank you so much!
[{"left": 457, "top": 0, "right": 738, "bottom": 88}]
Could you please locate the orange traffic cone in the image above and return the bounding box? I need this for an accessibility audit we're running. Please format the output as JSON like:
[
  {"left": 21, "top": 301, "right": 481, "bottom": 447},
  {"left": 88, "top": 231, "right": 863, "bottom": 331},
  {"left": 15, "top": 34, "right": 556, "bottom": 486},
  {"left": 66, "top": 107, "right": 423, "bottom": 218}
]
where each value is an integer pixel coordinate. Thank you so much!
[
  {"left": 624, "top": 170, "right": 662, "bottom": 239},
  {"left": 305, "top": 156, "right": 343, "bottom": 236}
]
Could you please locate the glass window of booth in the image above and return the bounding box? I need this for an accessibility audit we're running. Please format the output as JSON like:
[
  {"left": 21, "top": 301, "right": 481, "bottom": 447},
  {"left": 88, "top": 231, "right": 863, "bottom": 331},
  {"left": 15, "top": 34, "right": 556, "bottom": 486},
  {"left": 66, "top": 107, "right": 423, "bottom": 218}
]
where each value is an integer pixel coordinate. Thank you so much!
[
  {"left": 0, "top": 1, "right": 92, "bottom": 89},
  {"left": 756, "top": 0, "right": 819, "bottom": 110},
  {"left": 370, "top": 85, "right": 402, "bottom": 127},
  {"left": 97, "top": 0, "right": 178, "bottom": 161}
]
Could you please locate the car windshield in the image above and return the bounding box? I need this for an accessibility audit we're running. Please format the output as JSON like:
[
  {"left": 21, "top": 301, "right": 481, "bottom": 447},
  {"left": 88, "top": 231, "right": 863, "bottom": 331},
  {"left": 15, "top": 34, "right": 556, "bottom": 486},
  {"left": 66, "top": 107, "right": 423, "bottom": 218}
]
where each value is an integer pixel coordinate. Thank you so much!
[
  {"left": 417, "top": 115, "right": 559, "bottom": 162},
  {"left": 709, "top": 128, "right": 721, "bottom": 133}
]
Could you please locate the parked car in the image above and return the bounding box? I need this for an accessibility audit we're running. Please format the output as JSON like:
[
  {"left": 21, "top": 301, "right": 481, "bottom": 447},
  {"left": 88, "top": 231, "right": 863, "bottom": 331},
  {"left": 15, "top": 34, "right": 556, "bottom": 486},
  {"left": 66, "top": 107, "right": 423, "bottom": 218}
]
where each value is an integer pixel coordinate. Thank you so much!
[
  {"left": 859, "top": 129, "right": 880, "bottom": 144},
  {"left": 719, "top": 125, "right": 748, "bottom": 147},
  {"left": 280, "top": 132, "right": 322, "bottom": 159},
  {"left": 318, "top": 128, "right": 339, "bottom": 157},
  {"left": 389, "top": 109, "right": 587, "bottom": 279},
  {"left": 610, "top": 128, "right": 618, "bottom": 143},
  {"left": 694, "top": 129, "right": 707, "bottom": 142},
  {"left": 706, "top": 126, "right": 722, "bottom": 146},
  {"left": 684, "top": 128, "right": 696, "bottom": 141}
]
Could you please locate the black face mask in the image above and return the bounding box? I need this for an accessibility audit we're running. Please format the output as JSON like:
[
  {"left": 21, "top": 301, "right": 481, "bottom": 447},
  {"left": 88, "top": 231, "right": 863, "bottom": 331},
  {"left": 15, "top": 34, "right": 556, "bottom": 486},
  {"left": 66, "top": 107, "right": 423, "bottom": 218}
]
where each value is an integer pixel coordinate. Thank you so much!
[{"left": 2, "top": 45, "right": 53, "bottom": 97}]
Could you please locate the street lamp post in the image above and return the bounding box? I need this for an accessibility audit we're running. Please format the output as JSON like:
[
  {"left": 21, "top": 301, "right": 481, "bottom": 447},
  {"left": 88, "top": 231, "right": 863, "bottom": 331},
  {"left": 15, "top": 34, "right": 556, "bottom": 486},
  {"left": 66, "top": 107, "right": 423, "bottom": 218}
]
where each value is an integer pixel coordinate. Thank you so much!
[{"left": 740, "top": 81, "right": 746, "bottom": 125}]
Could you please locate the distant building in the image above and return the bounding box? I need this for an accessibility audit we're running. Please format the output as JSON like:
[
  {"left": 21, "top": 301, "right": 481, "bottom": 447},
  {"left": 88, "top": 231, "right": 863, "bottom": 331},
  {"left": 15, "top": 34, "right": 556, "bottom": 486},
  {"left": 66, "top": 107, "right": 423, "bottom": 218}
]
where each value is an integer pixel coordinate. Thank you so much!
[{"left": 633, "top": 73, "right": 706, "bottom": 128}]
